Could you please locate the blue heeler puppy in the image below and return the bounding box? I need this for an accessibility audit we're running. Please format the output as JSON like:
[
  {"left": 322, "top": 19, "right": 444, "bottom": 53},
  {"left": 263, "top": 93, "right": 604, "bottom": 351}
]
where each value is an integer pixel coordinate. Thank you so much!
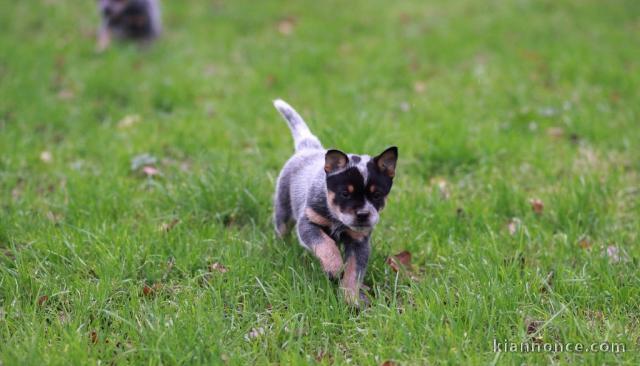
[
  {"left": 96, "top": 0, "right": 162, "bottom": 52},
  {"left": 273, "top": 99, "right": 398, "bottom": 305}
]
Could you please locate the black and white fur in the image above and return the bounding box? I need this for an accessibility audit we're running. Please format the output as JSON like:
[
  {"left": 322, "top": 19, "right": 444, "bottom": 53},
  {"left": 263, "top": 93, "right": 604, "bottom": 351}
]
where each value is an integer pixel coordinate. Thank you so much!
[
  {"left": 96, "top": 0, "right": 162, "bottom": 52},
  {"left": 273, "top": 99, "right": 398, "bottom": 305}
]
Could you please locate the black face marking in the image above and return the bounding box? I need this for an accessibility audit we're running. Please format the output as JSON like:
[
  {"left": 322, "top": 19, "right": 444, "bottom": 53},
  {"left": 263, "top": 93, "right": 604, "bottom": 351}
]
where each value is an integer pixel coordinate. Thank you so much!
[
  {"left": 326, "top": 167, "right": 366, "bottom": 213},
  {"left": 326, "top": 158, "right": 394, "bottom": 214},
  {"left": 105, "top": 0, "right": 154, "bottom": 38},
  {"left": 365, "top": 160, "right": 393, "bottom": 210},
  {"left": 350, "top": 155, "right": 361, "bottom": 164}
]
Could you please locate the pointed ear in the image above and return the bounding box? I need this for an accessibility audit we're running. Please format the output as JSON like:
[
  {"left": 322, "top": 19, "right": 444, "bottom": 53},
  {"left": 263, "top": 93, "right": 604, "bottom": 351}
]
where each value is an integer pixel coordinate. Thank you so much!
[
  {"left": 374, "top": 146, "right": 398, "bottom": 178},
  {"left": 324, "top": 149, "right": 349, "bottom": 174}
]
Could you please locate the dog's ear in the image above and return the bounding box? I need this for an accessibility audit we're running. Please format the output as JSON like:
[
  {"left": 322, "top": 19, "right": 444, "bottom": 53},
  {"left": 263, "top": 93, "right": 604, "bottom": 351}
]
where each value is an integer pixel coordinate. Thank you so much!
[
  {"left": 374, "top": 146, "right": 398, "bottom": 178},
  {"left": 325, "top": 149, "right": 349, "bottom": 174}
]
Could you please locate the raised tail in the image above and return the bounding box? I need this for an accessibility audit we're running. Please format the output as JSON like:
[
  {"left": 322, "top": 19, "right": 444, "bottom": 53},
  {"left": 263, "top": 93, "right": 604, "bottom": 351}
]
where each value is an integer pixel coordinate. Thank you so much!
[{"left": 273, "top": 99, "right": 323, "bottom": 151}]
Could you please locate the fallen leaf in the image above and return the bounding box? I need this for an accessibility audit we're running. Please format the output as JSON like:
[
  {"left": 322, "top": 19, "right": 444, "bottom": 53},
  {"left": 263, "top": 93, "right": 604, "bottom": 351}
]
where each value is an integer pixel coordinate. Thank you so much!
[
  {"left": 507, "top": 218, "right": 521, "bottom": 236},
  {"left": 578, "top": 236, "right": 592, "bottom": 250},
  {"left": 142, "top": 284, "right": 162, "bottom": 297},
  {"left": 40, "top": 151, "right": 53, "bottom": 163},
  {"left": 209, "top": 262, "right": 228, "bottom": 273},
  {"left": 90, "top": 330, "right": 98, "bottom": 344},
  {"left": 117, "top": 114, "right": 141, "bottom": 129},
  {"left": 386, "top": 251, "right": 412, "bottom": 272},
  {"left": 37, "top": 295, "right": 49, "bottom": 306},
  {"left": 244, "top": 327, "right": 265, "bottom": 341},
  {"left": 525, "top": 318, "right": 544, "bottom": 342},
  {"left": 159, "top": 218, "right": 180, "bottom": 232},
  {"left": 277, "top": 17, "right": 296, "bottom": 35},
  {"left": 381, "top": 361, "right": 398, "bottom": 366},
  {"left": 529, "top": 198, "right": 544, "bottom": 214}
]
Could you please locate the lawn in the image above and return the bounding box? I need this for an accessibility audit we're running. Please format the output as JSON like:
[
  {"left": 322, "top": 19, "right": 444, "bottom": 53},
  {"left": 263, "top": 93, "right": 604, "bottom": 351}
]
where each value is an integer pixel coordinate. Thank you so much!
[{"left": 1, "top": 0, "right": 639, "bottom": 364}]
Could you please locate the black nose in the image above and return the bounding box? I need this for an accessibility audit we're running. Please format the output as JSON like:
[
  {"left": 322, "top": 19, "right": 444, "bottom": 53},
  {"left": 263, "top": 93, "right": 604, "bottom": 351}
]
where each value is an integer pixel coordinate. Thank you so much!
[{"left": 356, "top": 210, "right": 370, "bottom": 222}]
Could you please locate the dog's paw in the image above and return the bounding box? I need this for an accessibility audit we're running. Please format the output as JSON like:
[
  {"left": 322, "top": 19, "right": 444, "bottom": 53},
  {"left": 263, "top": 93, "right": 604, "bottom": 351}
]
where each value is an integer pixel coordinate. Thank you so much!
[{"left": 341, "top": 286, "right": 370, "bottom": 308}]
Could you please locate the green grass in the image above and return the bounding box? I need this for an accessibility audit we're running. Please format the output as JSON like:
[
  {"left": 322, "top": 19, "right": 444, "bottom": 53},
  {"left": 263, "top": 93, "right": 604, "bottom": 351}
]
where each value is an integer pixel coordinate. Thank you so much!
[{"left": 1, "top": 0, "right": 639, "bottom": 364}]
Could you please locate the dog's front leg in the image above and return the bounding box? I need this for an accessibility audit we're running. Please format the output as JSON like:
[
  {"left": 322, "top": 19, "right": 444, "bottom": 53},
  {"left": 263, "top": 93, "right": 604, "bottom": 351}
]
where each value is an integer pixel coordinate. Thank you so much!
[
  {"left": 96, "top": 24, "right": 111, "bottom": 53},
  {"left": 341, "top": 231, "right": 371, "bottom": 306},
  {"left": 296, "top": 217, "right": 343, "bottom": 279}
]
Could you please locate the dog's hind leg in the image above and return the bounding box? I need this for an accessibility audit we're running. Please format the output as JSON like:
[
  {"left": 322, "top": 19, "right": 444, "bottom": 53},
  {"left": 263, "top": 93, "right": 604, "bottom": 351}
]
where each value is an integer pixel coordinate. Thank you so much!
[{"left": 274, "top": 175, "right": 293, "bottom": 238}]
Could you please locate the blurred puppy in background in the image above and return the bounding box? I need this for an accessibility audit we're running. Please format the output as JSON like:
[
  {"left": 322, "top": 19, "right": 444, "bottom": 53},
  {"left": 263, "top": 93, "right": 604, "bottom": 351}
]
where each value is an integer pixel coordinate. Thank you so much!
[{"left": 96, "top": 0, "right": 161, "bottom": 52}]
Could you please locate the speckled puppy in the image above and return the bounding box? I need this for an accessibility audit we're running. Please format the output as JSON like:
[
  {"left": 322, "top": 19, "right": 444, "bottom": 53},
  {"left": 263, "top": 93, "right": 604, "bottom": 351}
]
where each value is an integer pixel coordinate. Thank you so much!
[
  {"left": 96, "top": 0, "right": 162, "bottom": 52},
  {"left": 273, "top": 99, "right": 398, "bottom": 305}
]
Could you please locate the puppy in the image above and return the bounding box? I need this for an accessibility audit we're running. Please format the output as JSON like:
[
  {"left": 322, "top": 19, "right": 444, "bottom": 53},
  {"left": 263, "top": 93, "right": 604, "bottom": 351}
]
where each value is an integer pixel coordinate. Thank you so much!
[
  {"left": 96, "top": 0, "right": 162, "bottom": 52},
  {"left": 273, "top": 99, "right": 398, "bottom": 305}
]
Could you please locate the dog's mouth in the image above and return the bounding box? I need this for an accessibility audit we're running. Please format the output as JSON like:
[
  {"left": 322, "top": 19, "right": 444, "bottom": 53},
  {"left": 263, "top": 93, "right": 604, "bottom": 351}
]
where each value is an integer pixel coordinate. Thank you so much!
[{"left": 348, "top": 224, "right": 373, "bottom": 233}]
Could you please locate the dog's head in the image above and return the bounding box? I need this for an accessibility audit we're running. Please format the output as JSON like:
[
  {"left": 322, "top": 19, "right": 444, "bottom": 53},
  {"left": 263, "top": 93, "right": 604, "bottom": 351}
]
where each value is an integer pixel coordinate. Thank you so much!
[
  {"left": 98, "top": 0, "right": 130, "bottom": 18},
  {"left": 324, "top": 147, "right": 397, "bottom": 233},
  {"left": 98, "top": 0, "right": 149, "bottom": 18}
]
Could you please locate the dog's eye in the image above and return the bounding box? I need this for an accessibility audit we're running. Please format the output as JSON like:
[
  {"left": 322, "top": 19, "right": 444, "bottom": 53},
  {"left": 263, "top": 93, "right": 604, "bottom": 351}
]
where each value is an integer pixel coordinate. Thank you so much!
[{"left": 340, "top": 190, "right": 351, "bottom": 198}]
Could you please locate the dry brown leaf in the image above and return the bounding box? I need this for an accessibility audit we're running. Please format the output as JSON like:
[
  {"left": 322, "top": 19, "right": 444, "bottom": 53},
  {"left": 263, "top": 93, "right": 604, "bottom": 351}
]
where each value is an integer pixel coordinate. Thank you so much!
[
  {"left": 159, "top": 218, "right": 180, "bottom": 232},
  {"left": 37, "top": 295, "right": 49, "bottom": 306},
  {"left": 529, "top": 198, "right": 544, "bottom": 214},
  {"left": 525, "top": 318, "right": 544, "bottom": 342},
  {"left": 142, "top": 284, "right": 161, "bottom": 297},
  {"left": 386, "top": 251, "right": 412, "bottom": 272},
  {"left": 578, "top": 236, "right": 592, "bottom": 250},
  {"left": 381, "top": 361, "right": 398, "bottom": 366},
  {"left": 209, "top": 262, "right": 228, "bottom": 273},
  {"left": 413, "top": 81, "right": 426, "bottom": 93},
  {"left": 90, "top": 330, "right": 98, "bottom": 344}
]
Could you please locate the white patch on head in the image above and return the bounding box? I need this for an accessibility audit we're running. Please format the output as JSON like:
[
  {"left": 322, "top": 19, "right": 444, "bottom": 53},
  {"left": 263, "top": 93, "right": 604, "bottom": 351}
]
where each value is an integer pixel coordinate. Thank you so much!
[{"left": 351, "top": 154, "right": 371, "bottom": 185}]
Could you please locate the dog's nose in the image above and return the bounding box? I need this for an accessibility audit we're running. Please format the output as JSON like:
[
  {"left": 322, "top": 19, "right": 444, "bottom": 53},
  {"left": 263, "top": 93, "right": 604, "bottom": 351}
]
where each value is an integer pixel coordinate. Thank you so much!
[{"left": 356, "top": 210, "right": 370, "bottom": 222}]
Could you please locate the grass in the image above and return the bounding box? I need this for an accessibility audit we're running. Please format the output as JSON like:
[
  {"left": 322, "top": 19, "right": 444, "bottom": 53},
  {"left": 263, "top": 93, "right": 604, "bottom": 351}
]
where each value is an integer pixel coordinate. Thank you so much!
[{"left": 1, "top": 0, "right": 639, "bottom": 364}]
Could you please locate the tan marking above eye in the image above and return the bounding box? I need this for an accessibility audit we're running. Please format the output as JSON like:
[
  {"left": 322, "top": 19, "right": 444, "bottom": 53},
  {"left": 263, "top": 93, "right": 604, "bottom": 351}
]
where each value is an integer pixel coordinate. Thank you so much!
[
  {"left": 369, "top": 185, "right": 376, "bottom": 193},
  {"left": 347, "top": 185, "right": 354, "bottom": 193}
]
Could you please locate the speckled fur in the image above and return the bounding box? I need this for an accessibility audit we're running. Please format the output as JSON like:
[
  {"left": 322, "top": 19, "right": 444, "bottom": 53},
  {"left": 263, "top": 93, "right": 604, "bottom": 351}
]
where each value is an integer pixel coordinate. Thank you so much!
[{"left": 272, "top": 99, "right": 397, "bottom": 305}]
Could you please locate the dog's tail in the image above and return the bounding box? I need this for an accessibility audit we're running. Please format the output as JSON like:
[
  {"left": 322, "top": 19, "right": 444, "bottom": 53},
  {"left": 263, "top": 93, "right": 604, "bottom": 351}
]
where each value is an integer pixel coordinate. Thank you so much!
[{"left": 273, "top": 99, "right": 323, "bottom": 151}]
